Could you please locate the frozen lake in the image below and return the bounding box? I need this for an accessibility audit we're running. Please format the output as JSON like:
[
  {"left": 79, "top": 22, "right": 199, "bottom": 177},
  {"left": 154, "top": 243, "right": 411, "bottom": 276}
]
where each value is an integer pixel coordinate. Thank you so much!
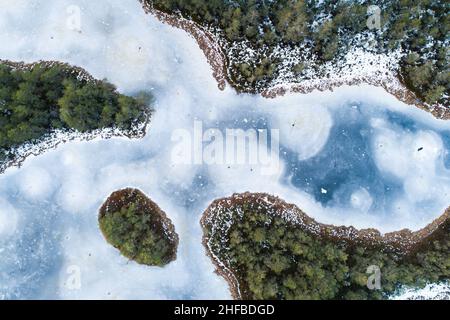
[{"left": 0, "top": 0, "right": 449, "bottom": 299}]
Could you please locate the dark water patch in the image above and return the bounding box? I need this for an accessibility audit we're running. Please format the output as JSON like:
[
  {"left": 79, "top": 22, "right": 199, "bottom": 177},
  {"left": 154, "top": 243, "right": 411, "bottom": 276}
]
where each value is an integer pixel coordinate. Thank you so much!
[
  {"left": 384, "top": 110, "right": 420, "bottom": 133},
  {"left": 442, "top": 132, "right": 450, "bottom": 170}
]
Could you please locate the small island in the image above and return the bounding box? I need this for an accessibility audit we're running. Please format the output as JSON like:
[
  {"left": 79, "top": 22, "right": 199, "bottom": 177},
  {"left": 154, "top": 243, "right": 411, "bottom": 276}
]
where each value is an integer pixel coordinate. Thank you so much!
[
  {"left": 201, "top": 192, "right": 449, "bottom": 300},
  {"left": 99, "top": 188, "right": 179, "bottom": 267}
]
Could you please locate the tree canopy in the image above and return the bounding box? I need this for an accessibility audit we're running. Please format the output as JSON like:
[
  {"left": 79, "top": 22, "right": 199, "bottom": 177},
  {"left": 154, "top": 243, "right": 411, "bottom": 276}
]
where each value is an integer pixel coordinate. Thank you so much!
[
  {"left": 148, "top": 0, "right": 449, "bottom": 106},
  {"left": 202, "top": 194, "right": 449, "bottom": 300},
  {"left": 0, "top": 62, "right": 150, "bottom": 164}
]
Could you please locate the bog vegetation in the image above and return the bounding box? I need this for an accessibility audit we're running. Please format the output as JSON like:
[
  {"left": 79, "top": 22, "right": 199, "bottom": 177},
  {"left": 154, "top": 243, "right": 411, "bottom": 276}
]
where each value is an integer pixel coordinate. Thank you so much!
[
  {"left": 99, "top": 188, "right": 179, "bottom": 267},
  {"left": 149, "top": 0, "right": 449, "bottom": 106},
  {"left": 202, "top": 194, "right": 449, "bottom": 299},
  {"left": 0, "top": 62, "right": 150, "bottom": 164}
]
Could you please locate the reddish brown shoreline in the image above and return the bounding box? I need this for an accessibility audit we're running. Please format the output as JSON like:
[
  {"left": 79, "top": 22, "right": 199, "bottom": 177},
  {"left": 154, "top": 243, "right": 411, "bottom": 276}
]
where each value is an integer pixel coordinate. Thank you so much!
[
  {"left": 0, "top": 59, "right": 98, "bottom": 83},
  {"left": 140, "top": 4, "right": 449, "bottom": 120},
  {"left": 139, "top": 1, "right": 227, "bottom": 91},
  {"left": 201, "top": 192, "right": 450, "bottom": 300},
  {"left": 262, "top": 77, "right": 450, "bottom": 120}
]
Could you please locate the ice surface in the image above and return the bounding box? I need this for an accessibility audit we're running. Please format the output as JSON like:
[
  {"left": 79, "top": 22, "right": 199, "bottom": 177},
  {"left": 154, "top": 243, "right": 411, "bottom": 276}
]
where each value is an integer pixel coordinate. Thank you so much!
[
  {"left": 0, "top": 0, "right": 449, "bottom": 299},
  {"left": 391, "top": 282, "right": 450, "bottom": 300}
]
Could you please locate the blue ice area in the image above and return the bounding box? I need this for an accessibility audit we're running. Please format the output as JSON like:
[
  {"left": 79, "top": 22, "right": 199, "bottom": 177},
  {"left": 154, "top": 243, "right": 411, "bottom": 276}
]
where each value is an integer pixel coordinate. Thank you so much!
[
  {"left": 0, "top": 196, "right": 64, "bottom": 299},
  {"left": 442, "top": 132, "right": 450, "bottom": 170},
  {"left": 198, "top": 100, "right": 450, "bottom": 224},
  {"left": 280, "top": 102, "right": 450, "bottom": 218}
]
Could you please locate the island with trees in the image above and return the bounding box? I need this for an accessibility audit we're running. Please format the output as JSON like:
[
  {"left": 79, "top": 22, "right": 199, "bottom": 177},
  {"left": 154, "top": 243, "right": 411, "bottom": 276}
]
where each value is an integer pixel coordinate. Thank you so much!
[
  {"left": 0, "top": 60, "right": 152, "bottom": 173},
  {"left": 201, "top": 192, "right": 449, "bottom": 300},
  {"left": 99, "top": 188, "right": 179, "bottom": 267},
  {"left": 141, "top": 0, "right": 449, "bottom": 118}
]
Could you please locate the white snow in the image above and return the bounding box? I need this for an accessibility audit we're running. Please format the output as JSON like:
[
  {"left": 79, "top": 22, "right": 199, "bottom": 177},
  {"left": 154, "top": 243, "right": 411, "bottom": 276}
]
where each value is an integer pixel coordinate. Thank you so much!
[
  {"left": 372, "top": 119, "right": 450, "bottom": 221},
  {"left": 0, "top": 198, "right": 19, "bottom": 238},
  {"left": 270, "top": 103, "right": 332, "bottom": 160},
  {"left": 391, "top": 282, "right": 450, "bottom": 300},
  {"left": 350, "top": 188, "right": 373, "bottom": 213}
]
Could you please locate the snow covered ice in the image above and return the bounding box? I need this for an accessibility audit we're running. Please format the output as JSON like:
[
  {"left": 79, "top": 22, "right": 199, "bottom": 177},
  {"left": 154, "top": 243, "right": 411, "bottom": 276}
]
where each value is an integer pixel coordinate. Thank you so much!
[{"left": 0, "top": 0, "right": 449, "bottom": 299}]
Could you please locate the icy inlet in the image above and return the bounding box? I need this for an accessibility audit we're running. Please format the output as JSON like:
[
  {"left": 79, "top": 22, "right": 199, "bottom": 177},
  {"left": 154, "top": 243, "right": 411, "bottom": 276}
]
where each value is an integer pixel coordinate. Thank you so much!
[{"left": 0, "top": 0, "right": 449, "bottom": 299}]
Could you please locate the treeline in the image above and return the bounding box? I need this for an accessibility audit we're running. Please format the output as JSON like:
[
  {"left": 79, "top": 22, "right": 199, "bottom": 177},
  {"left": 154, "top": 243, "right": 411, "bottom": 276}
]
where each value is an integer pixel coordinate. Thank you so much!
[
  {"left": 202, "top": 195, "right": 449, "bottom": 299},
  {"left": 149, "top": 0, "right": 449, "bottom": 106},
  {"left": 0, "top": 62, "right": 150, "bottom": 162}
]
